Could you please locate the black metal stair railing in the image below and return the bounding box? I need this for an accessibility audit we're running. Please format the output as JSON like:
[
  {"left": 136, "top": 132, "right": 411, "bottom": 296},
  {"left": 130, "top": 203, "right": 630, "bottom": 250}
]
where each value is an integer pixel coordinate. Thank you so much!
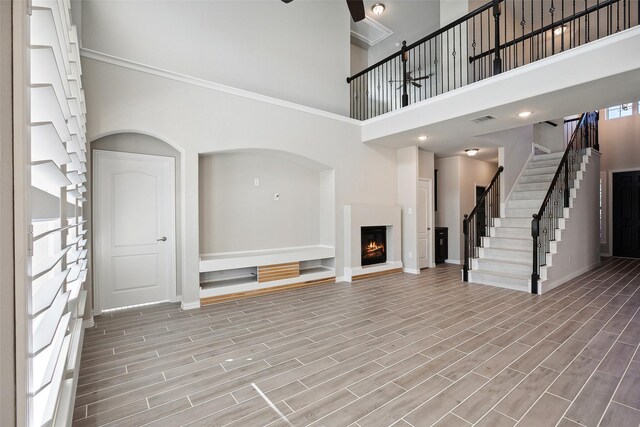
[
  {"left": 463, "top": 166, "right": 504, "bottom": 281},
  {"left": 530, "top": 111, "right": 599, "bottom": 294},
  {"left": 347, "top": 0, "right": 639, "bottom": 120}
]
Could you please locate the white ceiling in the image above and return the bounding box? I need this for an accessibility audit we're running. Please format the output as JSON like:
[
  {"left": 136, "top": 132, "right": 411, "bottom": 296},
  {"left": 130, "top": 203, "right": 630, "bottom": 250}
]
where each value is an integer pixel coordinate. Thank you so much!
[
  {"left": 351, "top": 0, "right": 442, "bottom": 63},
  {"left": 360, "top": 26, "right": 640, "bottom": 161}
]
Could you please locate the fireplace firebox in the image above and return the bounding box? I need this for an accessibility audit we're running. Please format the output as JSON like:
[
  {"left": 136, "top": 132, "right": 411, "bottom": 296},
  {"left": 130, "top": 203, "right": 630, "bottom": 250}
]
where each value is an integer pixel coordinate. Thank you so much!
[{"left": 361, "top": 226, "right": 387, "bottom": 266}]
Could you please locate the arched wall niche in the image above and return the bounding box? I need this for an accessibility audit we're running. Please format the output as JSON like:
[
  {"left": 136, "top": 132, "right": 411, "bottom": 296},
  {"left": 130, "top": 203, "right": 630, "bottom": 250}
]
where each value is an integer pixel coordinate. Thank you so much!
[{"left": 198, "top": 148, "right": 336, "bottom": 256}]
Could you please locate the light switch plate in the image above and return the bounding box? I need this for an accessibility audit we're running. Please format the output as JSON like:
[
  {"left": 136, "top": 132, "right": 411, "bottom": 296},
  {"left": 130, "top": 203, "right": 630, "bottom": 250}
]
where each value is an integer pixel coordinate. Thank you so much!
[{"left": 254, "top": 178, "right": 260, "bottom": 187}]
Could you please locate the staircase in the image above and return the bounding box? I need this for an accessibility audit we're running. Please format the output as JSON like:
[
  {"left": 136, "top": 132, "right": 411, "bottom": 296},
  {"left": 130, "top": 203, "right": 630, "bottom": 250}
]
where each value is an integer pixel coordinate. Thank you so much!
[{"left": 467, "top": 150, "right": 590, "bottom": 292}]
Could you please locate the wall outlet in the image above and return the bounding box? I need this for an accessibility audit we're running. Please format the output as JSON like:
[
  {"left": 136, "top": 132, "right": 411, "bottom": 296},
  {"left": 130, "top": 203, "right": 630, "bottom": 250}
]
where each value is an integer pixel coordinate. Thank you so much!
[
  {"left": 408, "top": 251, "right": 413, "bottom": 258},
  {"left": 274, "top": 193, "right": 280, "bottom": 201},
  {"left": 408, "top": 208, "right": 413, "bottom": 215},
  {"left": 254, "top": 178, "right": 260, "bottom": 187}
]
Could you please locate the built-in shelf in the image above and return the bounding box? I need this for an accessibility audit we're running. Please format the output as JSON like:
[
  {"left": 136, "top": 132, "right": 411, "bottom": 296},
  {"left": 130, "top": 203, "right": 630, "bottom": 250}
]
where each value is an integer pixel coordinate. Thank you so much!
[
  {"left": 200, "top": 245, "right": 335, "bottom": 272},
  {"left": 200, "top": 250, "right": 335, "bottom": 300},
  {"left": 201, "top": 275, "right": 258, "bottom": 290}
]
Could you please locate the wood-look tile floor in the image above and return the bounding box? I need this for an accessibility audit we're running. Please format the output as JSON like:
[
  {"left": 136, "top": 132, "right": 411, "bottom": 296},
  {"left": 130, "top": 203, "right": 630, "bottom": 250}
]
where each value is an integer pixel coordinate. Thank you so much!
[{"left": 74, "top": 258, "right": 640, "bottom": 427}]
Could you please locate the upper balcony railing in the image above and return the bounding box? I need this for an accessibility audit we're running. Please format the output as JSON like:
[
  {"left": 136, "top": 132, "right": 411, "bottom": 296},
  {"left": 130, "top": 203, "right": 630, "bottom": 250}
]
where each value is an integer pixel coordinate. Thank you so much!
[{"left": 347, "top": 0, "right": 639, "bottom": 120}]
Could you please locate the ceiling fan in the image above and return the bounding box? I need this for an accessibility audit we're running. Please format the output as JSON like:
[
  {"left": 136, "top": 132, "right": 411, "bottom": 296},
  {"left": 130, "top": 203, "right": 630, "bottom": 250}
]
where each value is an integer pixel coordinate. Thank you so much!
[
  {"left": 389, "top": 71, "right": 434, "bottom": 89},
  {"left": 280, "top": 0, "right": 365, "bottom": 22}
]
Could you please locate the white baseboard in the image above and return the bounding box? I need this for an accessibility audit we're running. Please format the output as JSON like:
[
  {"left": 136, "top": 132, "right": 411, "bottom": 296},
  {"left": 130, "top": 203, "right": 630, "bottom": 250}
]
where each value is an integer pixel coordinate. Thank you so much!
[
  {"left": 541, "top": 261, "right": 602, "bottom": 294},
  {"left": 445, "top": 259, "right": 462, "bottom": 265},
  {"left": 181, "top": 301, "right": 201, "bottom": 311},
  {"left": 82, "top": 318, "right": 95, "bottom": 328},
  {"left": 403, "top": 268, "right": 420, "bottom": 274}
]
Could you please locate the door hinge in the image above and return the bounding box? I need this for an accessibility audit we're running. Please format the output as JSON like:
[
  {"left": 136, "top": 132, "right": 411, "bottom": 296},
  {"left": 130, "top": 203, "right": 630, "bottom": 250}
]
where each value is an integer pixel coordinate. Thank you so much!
[
  {"left": 27, "top": 224, "right": 33, "bottom": 257},
  {"left": 27, "top": 0, "right": 33, "bottom": 16}
]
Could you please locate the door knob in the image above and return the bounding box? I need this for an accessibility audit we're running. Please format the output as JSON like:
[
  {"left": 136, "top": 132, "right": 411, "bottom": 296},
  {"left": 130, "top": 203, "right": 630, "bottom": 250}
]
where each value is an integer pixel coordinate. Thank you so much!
[
  {"left": 157, "top": 236, "right": 167, "bottom": 242},
  {"left": 428, "top": 227, "right": 431, "bottom": 230}
]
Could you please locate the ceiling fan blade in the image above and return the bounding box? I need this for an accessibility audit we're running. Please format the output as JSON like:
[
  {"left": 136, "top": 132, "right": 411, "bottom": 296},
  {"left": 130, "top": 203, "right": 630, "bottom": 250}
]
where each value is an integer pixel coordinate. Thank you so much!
[
  {"left": 412, "top": 82, "right": 423, "bottom": 88},
  {"left": 412, "top": 76, "right": 431, "bottom": 81},
  {"left": 396, "top": 84, "right": 404, "bottom": 90},
  {"left": 346, "top": 0, "right": 365, "bottom": 22}
]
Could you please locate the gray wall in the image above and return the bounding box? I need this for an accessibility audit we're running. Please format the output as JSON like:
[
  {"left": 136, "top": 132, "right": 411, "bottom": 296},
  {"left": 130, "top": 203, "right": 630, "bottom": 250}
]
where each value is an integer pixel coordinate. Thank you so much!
[
  {"left": 435, "top": 155, "right": 498, "bottom": 262},
  {"left": 533, "top": 120, "right": 564, "bottom": 153},
  {"left": 80, "top": 0, "right": 350, "bottom": 115},
  {"left": 599, "top": 108, "right": 640, "bottom": 255},
  {"left": 397, "top": 146, "right": 418, "bottom": 271},
  {"left": 435, "top": 156, "right": 461, "bottom": 262},
  {"left": 199, "top": 151, "right": 333, "bottom": 254},
  {"left": 0, "top": 0, "right": 15, "bottom": 424},
  {"left": 90, "top": 133, "right": 183, "bottom": 299}
]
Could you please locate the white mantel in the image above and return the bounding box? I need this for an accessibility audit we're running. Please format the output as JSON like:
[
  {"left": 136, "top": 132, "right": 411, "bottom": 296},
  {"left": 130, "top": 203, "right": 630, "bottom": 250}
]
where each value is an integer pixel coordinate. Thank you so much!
[{"left": 343, "top": 204, "right": 403, "bottom": 281}]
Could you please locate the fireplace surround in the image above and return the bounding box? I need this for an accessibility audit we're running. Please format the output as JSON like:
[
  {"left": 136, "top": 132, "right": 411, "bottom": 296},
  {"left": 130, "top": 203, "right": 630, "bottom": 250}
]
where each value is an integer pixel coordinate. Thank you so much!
[{"left": 343, "top": 204, "right": 403, "bottom": 282}]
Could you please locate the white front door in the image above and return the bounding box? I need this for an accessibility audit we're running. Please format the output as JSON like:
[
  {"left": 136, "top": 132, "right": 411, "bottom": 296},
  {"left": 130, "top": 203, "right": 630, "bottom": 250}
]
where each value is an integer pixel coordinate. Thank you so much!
[
  {"left": 94, "top": 150, "right": 176, "bottom": 312},
  {"left": 418, "top": 179, "right": 433, "bottom": 269}
]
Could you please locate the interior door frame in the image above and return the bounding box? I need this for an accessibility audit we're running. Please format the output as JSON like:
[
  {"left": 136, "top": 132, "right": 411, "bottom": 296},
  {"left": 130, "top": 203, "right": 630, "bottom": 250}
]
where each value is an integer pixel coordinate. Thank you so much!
[
  {"left": 418, "top": 178, "right": 435, "bottom": 269},
  {"left": 92, "top": 149, "right": 177, "bottom": 314},
  {"left": 609, "top": 167, "right": 640, "bottom": 258}
]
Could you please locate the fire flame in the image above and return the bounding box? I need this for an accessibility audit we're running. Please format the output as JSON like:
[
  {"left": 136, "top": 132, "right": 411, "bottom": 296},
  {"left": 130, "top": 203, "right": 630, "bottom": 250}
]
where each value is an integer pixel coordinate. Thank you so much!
[{"left": 363, "top": 240, "right": 385, "bottom": 258}]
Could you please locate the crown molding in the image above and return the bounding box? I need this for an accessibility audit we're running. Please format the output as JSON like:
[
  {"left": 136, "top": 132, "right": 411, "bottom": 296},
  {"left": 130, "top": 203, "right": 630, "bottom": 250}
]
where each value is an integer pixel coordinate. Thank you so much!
[{"left": 79, "top": 48, "right": 362, "bottom": 126}]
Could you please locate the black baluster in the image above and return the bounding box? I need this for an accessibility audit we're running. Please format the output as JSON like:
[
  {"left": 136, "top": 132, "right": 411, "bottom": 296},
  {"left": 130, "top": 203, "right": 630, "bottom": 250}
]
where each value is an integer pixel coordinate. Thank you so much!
[{"left": 531, "top": 215, "right": 539, "bottom": 294}]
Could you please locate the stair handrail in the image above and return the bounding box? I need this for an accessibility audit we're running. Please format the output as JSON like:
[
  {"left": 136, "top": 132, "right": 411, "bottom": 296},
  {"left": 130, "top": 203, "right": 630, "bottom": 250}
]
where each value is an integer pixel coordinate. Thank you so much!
[
  {"left": 530, "top": 111, "right": 599, "bottom": 293},
  {"left": 463, "top": 165, "right": 504, "bottom": 281}
]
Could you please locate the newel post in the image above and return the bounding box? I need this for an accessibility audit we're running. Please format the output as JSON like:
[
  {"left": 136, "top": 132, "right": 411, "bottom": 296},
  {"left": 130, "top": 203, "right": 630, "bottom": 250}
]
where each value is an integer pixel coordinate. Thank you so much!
[
  {"left": 531, "top": 215, "right": 540, "bottom": 294},
  {"left": 492, "top": 0, "right": 502, "bottom": 75},
  {"left": 401, "top": 41, "right": 409, "bottom": 107},
  {"left": 463, "top": 214, "right": 469, "bottom": 281}
]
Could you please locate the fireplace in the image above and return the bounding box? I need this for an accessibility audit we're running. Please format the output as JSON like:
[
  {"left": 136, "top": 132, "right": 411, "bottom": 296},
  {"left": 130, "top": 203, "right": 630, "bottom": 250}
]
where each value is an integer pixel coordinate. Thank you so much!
[{"left": 361, "top": 226, "right": 387, "bottom": 266}]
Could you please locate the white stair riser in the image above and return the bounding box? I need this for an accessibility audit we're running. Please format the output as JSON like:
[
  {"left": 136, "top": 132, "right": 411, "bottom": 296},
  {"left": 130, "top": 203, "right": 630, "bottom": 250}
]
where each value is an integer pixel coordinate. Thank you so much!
[
  {"left": 519, "top": 174, "right": 556, "bottom": 183},
  {"left": 485, "top": 237, "right": 531, "bottom": 250},
  {"left": 515, "top": 182, "right": 552, "bottom": 191},
  {"left": 476, "top": 259, "right": 531, "bottom": 276},
  {"left": 481, "top": 247, "right": 531, "bottom": 262},
  {"left": 511, "top": 190, "right": 547, "bottom": 200},
  {"left": 493, "top": 227, "right": 530, "bottom": 239},
  {"left": 524, "top": 166, "right": 558, "bottom": 175},
  {"left": 467, "top": 270, "right": 529, "bottom": 290},
  {"left": 533, "top": 152, "right": 564, "bottom": 161},
  {"left": 498, "top": 218, "right": 532, "bottom": 228},
  {"left": 505, "top": 208, "right": 537, "bottom": 217},
  {"left": 528, "top": 159, "right": 562, "bottom": 168},
  {"left": 509, "top": 199, "right": 543, "bottom": 209}
]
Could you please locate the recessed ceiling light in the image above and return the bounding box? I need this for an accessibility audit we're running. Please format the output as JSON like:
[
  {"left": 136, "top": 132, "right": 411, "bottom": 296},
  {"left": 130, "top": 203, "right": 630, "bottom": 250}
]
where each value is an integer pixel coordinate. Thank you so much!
[
  {"left": 553, "top": 25, "right": 568, "bottom": 36},
  {"left": 518, "top": 111, "right": 533, "bottom": 118},
  {"left": 465, "top": 148, "right": 479, "bottom": 157},
  {"left": 418, "top": 136, "right": 427, "bottom": 141},
  {"left": 372, "top": 3, "right": 385, "bottom": 15}
]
